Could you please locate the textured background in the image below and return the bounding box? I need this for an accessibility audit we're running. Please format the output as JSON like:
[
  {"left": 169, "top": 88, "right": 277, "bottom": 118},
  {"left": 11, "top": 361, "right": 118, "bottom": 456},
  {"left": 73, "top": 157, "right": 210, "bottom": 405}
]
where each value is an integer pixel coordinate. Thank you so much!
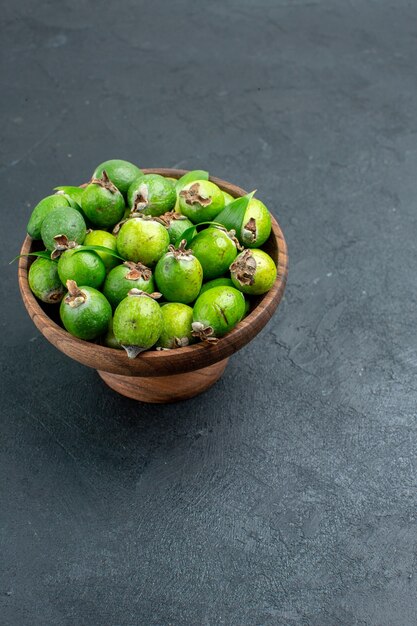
[{"left": 1, "top": 1, "right": 417, "bottom": 624}]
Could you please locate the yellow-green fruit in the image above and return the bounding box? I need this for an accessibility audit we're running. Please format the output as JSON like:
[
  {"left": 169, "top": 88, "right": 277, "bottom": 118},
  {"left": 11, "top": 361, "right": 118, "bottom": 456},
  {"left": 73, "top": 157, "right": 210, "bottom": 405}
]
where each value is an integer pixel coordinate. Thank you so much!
[
  {"left": 41, "top": 206, "right": 86, "bottom": 251},
  {"left": 157, "top": 303, "right": 194, "bottom": 349},
  {"left": 60, "top": 282, "right": 111, "bottom": 341},
  {"left": 28, "top": 257, "right": 65, "bottom": 304},
  {"left": 240, "top": 198, "right": 272, "bottom": 248},
  {"left": 178, "top": 180, "right": 224, "bottom": 223},
  {"left": 58, "top": 249, "right": 106, "bottom": 290},
  {"left": 113, "top": 292, "right": 163, "bottom": 357},
  {"left": 223, "top": 191, "right": 234, "bottom": 205},
  {"left": 81, "top": 181, "right": 125, "bottom": 228},
  {"left": 92, "top": 160, "right": 143, "bottom": 195},
  {"left": 27, "top": 195, "right": 71, "bottom": 240},
  {"left": 84, "top": 230, "right": 119, "bottom": 272},
  {"left": 230, "top": 249, "right": 277, "bottom": 295},
  {"left": 103, "top": 318, "right": 122, "bottom": 349},
  {"left": 192, "top": 286, "right": 245, "bottom": 338},
  {"left": 116, "top": 218, "right": 170, "bottom": 267},
  {"left": 127, "top": 174, "right": 176, "bottom": 216}
]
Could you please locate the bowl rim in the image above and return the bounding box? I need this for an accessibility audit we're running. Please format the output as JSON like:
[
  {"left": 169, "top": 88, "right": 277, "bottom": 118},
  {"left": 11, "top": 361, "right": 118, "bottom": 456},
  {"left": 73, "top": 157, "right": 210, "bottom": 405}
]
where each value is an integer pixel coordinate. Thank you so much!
[{"left": 18, "top": 168, "right": 288, "bottom": 377}]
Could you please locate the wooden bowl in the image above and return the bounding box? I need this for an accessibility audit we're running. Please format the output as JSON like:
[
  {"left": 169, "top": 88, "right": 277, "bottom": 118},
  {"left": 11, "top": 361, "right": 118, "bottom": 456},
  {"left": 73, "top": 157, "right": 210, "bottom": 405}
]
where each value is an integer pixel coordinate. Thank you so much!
[{"left": 18, "top": 169, "right": 288, "bottom": 403}]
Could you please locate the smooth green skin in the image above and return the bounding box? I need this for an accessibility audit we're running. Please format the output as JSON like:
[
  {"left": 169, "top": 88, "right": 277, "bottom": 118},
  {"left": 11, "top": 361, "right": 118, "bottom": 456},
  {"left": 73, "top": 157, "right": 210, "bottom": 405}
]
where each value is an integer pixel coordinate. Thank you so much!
[
  {"left": 156, "top": 303, "right": 194, "bottom": 349},
  {"left": 54, "top": 186, "right": 84, "bottom": 207},
  {"left": 178, "top": 180, "right": 225, "bottom": 224},
  {"left": 193, "top": 286, "right": 246, "bottom": 337},
  {"left": 93, "top": 160, "right": 143, "bottom": 196},
  {"left": 103, "top": 263, "right": 155, "bottom": 310},
  {"left": 155, "top": 253, "right": 203, "bottom": 304},
  {"left": 223, "top": 191, "right": 234, "bottom": 205},
  {"left": 116, "top": 218, "right": 170, "bottom": 267},
  {"left": 28, "top": 257, "right": 65, "bottom": 304},
  {"left": 199, "top": 277, "right": 234, "bottom": 296},
  {"left": 41, "top": 206, "right": 86, "bottom": 251},
  {"left": 191, "top": 227, "right": 238, "bottom": 280},
  {"left": 200, "top": 278, "right": 251, "bottom": 316},
  {"left": 84, "top": 230, "right": 119, "bottom": 272},
  {"left": 166, "top": 216, "right": 194, "bottom": 244},
  {"left": 127, "top": 174, "right": 176, "bottom": 216},
  {"left": 54, "top": 187, "right": 91, "bottom": 224},
  {"left": 241, "top": 198, "right": 272, "bottom": 248},
  {"left": 230, "top": 249, "right": 277, "bottom": 295},
  {"left": 27, "top": 195, "right": 71, "bottom": 240},
  {"left": 60, "top": 286, "right": 112, "bottom": 341},
  {"left": 103, "top": 318, "right": 122, "bottom": 349},
  {"left": 113, "top": 295, "right": 163, "bottom": 349},
  {"left": 58, "top": 249, "right": 106, "bottom": 289},
  {"left": 81, "top": 183, "right": 125, "bottom": 228}
]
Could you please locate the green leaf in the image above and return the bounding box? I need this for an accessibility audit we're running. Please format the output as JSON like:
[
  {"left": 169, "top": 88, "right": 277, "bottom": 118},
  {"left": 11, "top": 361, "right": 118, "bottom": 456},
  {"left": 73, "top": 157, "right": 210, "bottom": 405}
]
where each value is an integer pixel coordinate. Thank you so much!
[
  {"left": 175, "top": 170, "right": 209, "bottom": 192},
  {"left": 10, "top": 250, "right": 52, "bottom": 264},
  {"left": 175, "top": 225, "right": 197, "bottom": 247},
  {"left": 213, "top": 191, "right": 256, "bottom": 240},
  {"left": 73, "top": 244, "right": 125, "bottom": 261},
  {"left": 174, "top": 221, "right": 225, "bottom": 248}
]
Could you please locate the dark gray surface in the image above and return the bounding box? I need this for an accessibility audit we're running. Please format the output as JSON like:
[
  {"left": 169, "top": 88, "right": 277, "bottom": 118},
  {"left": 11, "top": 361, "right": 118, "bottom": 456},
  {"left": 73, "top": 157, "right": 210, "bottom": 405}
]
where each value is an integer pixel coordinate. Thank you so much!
[{"left": 1, "top": 0, "right": 416, "bottom": 624}]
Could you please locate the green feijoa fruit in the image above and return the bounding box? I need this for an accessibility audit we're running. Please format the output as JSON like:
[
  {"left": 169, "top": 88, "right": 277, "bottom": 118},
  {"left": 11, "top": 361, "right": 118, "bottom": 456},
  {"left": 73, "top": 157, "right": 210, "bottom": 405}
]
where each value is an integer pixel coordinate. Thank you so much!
[
  {"left": 84, "top": 229, "right": 119, "bottom": 272},
  {"left": 41, "top": 206, "right": 86, "bottom": 252},
  {"left": 113, "top": 290, "right": 163, "bottom": 358},
  {"left": 54, "top": 187, "right": 92, "bottom": 225},
  {"left": 127, "top": 174, "right": 176, "bottom": 216},
  {"left": 240, "top": 198, "right": 272, "bottom": 248},
  {"left": 54, "top": 186, "right": 85, "bottom": 208},
  {"left": 192, "top": 286, "right": 246, "bottom": 340},
  {"left": 156, "top": 303, "right": 194, "bottom": 349},
  {"left": 116, "top": 217, "right": 170, "bottom": 267},
  {"left": 60, "top": 280, "right": 111, "bottom": 340},
  {"left": 58, "top": 248, "right": 106, "bottom": 289},
  {"left": 199, "top": 277, "right": 234, "bottom": 296},
  {"left": 27, "top": 194, "right": 71, "bottom": 240},
  {"left": 103, "top": 261, "right": 155, "bottom": 309},
  {"left": 156, "top": 211, "right": 194, "bottom": 244},
  {"left": 103, "top": 317, "right": 122, "bottom": 349},
  {"left": 178, "top": 180, "right": 225, "bottom": 224},
  {"left": 230, "top": 249, "right": 277, "bottom": 295},
  {"left": 154, "top": 241, "right": 203, "bottom": 304},
  {"left": 223, "top": 190, "right": 234, "bottom": 205},
  {"left": 28, "top": 257, "right": 65, "bottom": 304},
  {"left": 81, "top": 172, "right": 125, "bottom": 228},
  {"left": 92, "top": 160, "right": 143, "bottom": 195},
  {"left": 190, "top": 226, "right": 239, "bottom": 280}
]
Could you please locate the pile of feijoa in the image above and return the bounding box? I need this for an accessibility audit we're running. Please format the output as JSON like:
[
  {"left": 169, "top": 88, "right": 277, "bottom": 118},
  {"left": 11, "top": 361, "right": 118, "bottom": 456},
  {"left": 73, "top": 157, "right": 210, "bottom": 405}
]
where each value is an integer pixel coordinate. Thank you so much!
[{"left": 23, "top": 159, "right": 277, "bottom": 358}]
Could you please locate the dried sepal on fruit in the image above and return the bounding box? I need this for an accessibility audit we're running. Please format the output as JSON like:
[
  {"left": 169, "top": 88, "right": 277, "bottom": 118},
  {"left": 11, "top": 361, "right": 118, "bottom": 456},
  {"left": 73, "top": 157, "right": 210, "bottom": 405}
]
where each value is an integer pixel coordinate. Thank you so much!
[
  {"left": 229, "top": 249, "right": 257, "bottom": 286},
  {"left": 59, "top": 280, "right": 112, "bottom": 340},
  {"left": 154, "top": 240, "right": 203, "bottom": 304},
  {"left": 191, "top": 322, "right": 218, "bottom": 343},
  {"left": 230, "top": 249, "right": 277, "bottom": 295},
  {"left": 65, "top": 279, "right": 87, "bottom": 308},
  {"left": 103, "top": 262, "right": 155, "bottom": 310},
  {"left": 88, "top": 170, "right": 119, "bottom": 194},
  {"left": 180, "top": 182, "right": 213, "bottom": 207},
  {"left": 50, "top": 234, "right": 78, "bottom": 260},
  {"left": 178, "top": 180, "right": 225, "bottom": 224}
]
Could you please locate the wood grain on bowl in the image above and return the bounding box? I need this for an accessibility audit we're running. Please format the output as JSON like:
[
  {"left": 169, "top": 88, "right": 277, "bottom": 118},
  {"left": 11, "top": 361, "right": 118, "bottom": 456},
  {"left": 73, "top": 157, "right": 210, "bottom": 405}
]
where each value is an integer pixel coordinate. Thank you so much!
[{"left": 18, "top": 169, "right": 288, "bottom": 402}]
